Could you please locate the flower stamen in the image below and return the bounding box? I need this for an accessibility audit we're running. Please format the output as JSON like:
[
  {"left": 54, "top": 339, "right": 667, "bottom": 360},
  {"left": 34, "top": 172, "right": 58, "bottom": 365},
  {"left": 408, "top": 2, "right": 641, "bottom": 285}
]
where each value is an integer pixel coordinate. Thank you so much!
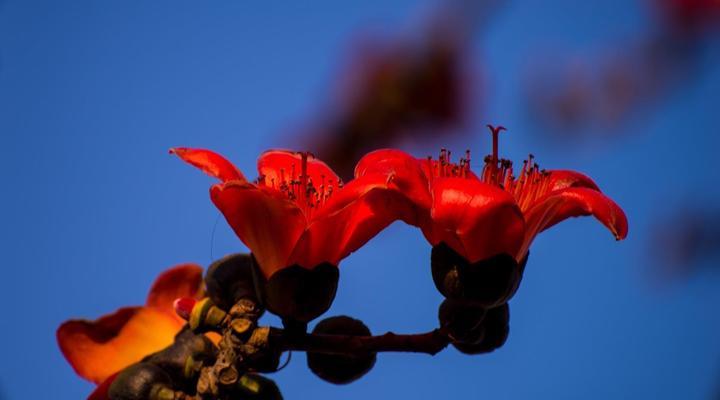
[{"left": 260, "top": 152, "right": 343, "bottom": 217}]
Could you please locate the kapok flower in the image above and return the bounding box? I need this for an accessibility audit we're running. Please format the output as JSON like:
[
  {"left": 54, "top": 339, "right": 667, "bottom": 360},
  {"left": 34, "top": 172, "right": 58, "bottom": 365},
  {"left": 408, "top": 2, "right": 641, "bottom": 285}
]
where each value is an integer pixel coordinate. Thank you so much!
[
  {"left": 357, "top": 126, "right": 628, "bottom": 263},
  {"left": 355, "top": 126, "right": 628, "bottom": 304},
  {"left": 57, "top": 264, "right": 204, "bottom": 399},
  {"left": 172, "top": 148, "right": 406, "bottom": 323},
  {"left": 172, "top": 148, "right": 404, "bottom": 278}
]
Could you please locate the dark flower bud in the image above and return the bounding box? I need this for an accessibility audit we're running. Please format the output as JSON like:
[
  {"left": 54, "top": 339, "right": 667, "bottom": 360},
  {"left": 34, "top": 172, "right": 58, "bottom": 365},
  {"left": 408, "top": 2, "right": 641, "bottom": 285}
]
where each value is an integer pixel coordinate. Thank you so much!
[
  {"left": 307, "top": 316, "right": 377, "bottom": 385},
  {"left": 431, "top": 243, "right": 523, "bottom": 307},
  {"left": 245, "top": 347, "right": 283, "bottom": 373},
  {"left": 453, "top": 303, "right": 510, "bottom": 355},
  {"left": 236, "top": 373, "right": 284, "bottom": 399},
  {"left": 253, "top": 262, "right": 339, "bottom": 326},
  {"left": 142, "top": 328, "right": 216, "bottom": 383},
  {"left": 438, "top": 299, "right": 487, "bottom": 343},
  {"left": 108, "top": 362, "right": 173, "bottom": 400},
  {"left": 205, "top": 253, "right": 262, "bottom": 312}
]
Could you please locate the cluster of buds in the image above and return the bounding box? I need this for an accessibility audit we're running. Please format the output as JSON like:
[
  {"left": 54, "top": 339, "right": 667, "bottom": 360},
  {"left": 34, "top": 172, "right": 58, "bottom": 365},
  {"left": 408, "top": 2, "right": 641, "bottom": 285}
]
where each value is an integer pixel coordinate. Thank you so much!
[
  {"left": 106, "top": 254, "right": 387, "bottom": 399},
  {"left": 432, "top": 243, "right": 526, "bottom": 354},
  {"left": 105, "top": 248, "right": 523, "bottom": 399}
]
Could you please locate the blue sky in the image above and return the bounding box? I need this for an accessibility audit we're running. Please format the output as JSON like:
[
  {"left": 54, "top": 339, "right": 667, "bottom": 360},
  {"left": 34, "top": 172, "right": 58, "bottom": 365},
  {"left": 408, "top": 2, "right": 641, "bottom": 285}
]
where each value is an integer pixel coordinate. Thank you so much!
[{"left": 1, "top": 0, "right": 719, "bottom": 399}]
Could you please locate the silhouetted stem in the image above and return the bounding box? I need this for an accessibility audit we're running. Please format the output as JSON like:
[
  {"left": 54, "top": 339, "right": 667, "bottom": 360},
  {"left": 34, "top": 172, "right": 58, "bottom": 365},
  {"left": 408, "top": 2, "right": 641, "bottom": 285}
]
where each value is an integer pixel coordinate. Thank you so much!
[{"left": 271, "top": 328, "right": 450, "bottom": 356}]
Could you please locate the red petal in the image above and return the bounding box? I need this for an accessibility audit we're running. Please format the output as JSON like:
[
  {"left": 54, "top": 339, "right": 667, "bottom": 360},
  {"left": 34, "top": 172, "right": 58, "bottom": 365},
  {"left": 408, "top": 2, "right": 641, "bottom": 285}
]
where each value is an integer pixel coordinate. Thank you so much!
[
  {"left": 425, "top": 178, "right": 525, "bottom": 263},
  {"left": 258, "top": 150, "right": 341, "bottom": 189},
  {"left": 355, "top": 149, "right": 432, "bottom": 223},
  {"left": 289, "top": 173, "right": 412, "bottom": 267},
  {"left": 57, "top": 307, "right": 182, "bottom": 384},
  {"left": 546, "top": 170, "right": 600, "bottom": 191},
  {"left": 145, "top": 263, "right": 204, "bottom": 315},
  {"left": 170, "top": 147, "right": 246, "bottom": 182},
  {"left": 173, "top": 297, "right": 197, "bottom": 321},
  {"left": 211, "top": 181, "right": 307, "bottom": 278},
  {"left": 88, "top": 373, "right": 117, "bottom": 400},
  {"left": 519, "top": 187, "right": 629, "bottom": 259}
]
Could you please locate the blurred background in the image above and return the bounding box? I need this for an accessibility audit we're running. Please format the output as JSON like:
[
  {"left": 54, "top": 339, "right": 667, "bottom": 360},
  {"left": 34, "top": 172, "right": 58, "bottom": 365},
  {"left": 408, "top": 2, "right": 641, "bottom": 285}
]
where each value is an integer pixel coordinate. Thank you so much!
[{"left": 1, "top": 0, "right": 720, "bottom": 398}]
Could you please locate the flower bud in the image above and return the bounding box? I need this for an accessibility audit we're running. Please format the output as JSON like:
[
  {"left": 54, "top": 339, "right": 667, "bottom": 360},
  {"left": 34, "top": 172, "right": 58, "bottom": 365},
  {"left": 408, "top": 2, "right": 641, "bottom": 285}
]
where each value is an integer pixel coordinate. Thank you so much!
[
  {"left": 108, "top": 362, "right": 173, "bottom": 400},
  {"left": 183, "top": 298, "right": 228, "bottom": 332},
  {"left": 143, "top": 328, "right": 216, "bottom": 383},
  {"left": 236, "top": 373, "right": 283, "bottom": 399},
  {"left": 205, "top": 253, "right": 262, "bottom": 312},
  {"left": 438, "top": 299, "right": 487, "bottom": 343},
  {"left": 306, "top": 316, "right": 376, "bottom": 385},
  {"left": 431, "top": 243, "right": 522, "bottom": 307},
  {"left": 254, "top": 262, "right": 339, "bottom": 325},
  {"left": 453, "top": 303, "right": 510, "bottom": 355}
]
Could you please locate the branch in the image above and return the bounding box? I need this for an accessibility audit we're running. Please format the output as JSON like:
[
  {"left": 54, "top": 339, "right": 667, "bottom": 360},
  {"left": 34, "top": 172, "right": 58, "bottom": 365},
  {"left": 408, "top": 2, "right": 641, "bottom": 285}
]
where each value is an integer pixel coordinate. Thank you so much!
[{"left": 271, "top": 328, "right": 450, "bottom": 356}]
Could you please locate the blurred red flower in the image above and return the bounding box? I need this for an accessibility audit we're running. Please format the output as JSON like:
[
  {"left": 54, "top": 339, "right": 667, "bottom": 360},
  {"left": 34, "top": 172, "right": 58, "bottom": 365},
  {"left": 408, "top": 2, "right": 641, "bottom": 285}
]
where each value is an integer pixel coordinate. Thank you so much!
[
  {"left": 355, "top": 126, "right": 628, "bottom": 263},
  {"left": 172, "top": 148, "right": 405, "bottom": 278},
  {"left": 57, "top": 264, "right": 204, "bottom": 399}
]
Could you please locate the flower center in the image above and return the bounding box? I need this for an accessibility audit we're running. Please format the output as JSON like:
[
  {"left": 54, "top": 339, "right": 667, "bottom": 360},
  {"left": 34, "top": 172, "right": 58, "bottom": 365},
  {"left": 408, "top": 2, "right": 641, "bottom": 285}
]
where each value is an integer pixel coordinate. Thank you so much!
[
  {"left": 479, "top": 126, "right": 553, "bottom": 212},
  {"left": 259, "top": 152, "right": 341, "bottom": 216}
]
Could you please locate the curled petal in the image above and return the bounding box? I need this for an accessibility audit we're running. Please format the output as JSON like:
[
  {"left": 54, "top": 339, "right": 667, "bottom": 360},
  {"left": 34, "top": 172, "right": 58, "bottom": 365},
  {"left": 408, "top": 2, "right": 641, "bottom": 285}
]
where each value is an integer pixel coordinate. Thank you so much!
[
  {"left": 57, "top": 307, "right": 182, "bottom": 384},
  {"left": 355, "top": 149, "right": 432, "bottom": 220},
  {"left": 145, "top": 264, "right": 204, "bottom": 314},
  {"left": 211, "top": 182, "right": 307, "bottom": 278},
  {"left": 546, "top": 170, "right": 600, "bottom": 192},
  {"left": 426, "top": 178, "right": 525, "bottom": 263},
  {"left": 258, "top": 150, "right": 341, "bottom": 189},
  {"left": 519, "top": 187, "right": 629, "bottom": 259},
  {"left": 289, "top": 173, "right": 413, "bottom": 267},
  {"left": 170, "top": 147, "right": 246, "bottom": 182}
]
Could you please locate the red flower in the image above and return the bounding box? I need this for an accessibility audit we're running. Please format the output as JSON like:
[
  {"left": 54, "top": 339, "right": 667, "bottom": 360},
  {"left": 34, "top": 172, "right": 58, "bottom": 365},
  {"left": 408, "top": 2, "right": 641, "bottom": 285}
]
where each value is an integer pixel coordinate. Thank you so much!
[
  {"left": 56, "top": 264, "right": 204, "bottom": 399},
  {"left": 171, "top": 148, "right": 404, "bottom": 278},
  {"left": 355, "top": 125, "right": 628, "bottom": 264}
]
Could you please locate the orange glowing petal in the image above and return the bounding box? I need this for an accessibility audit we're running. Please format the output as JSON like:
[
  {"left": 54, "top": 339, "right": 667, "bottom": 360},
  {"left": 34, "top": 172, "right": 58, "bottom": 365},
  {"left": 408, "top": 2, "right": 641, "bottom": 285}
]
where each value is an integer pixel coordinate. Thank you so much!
[
  {"left": 290, "top": 173, "right": 412, "bottom": 267},
  {"left": 57, "top": 307, "right": 183, "bottom": 384},
  {"left": 145, "top": 263, "right": 204, "bottom": 315},
  {"left": 258, "top": 150, "right": 341, "bottom": 190},
  {"left": 518, "top": 187, "right": 629, "bottom": 259},
  {"left": 170, "top": 147, "right": 246, "bottom": 182},
  {"left": 426, "top": 177, "right": 525, "bottom": 263},
  {"left": 211, "top": 181, "right": 307, "bottom": 278}
]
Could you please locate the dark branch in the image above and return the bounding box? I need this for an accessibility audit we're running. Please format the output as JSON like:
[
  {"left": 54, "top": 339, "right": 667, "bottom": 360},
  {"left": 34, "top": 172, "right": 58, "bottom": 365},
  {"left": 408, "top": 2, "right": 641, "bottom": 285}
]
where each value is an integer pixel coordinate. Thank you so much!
[{"left": 271, "top": 328, "right": 450, "bottom": 356}]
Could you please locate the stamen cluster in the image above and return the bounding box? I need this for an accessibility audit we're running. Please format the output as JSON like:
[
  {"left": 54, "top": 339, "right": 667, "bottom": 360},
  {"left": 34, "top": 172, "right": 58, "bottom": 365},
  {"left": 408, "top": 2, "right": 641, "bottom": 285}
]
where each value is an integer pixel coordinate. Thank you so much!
[
  {"left": 257, "top": 152, "right": 343, "bottom": 216},
  {"left": 426, "top": 148, "right": 472, "bottom": 178}
]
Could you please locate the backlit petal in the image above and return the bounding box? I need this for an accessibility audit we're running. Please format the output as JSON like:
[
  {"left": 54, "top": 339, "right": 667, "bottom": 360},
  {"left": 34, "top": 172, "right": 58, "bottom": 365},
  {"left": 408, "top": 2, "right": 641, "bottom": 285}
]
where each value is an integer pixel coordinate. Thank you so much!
[
  {"left": 289, "top": 173, "right": 411, "bottom": 266},
  {"left": 211, "top": 181, "right": 307, "bottom": 278},
  {"left": 258, "top": 150, "right": 341, "bottom": 190},
  {"left": 57, "top": 307, "right": 182, "bottom": 384},
  {"left": 546, "top": 170, "right": 600, "bottom": 192},
  {"left": 145, "top": 264, "right": 204, "bottom": 315},
  {"left": 170, "top": 147, "right": 246, "bottom": 182},
  {"left": 519, "top": 187, "right": 628, "bottom": 259},
  {"left": 426, "top": 178, "right": 525, "bottom": 263},
  {"left": 355, "top": 149, "right": 432, "bottom": 222}
]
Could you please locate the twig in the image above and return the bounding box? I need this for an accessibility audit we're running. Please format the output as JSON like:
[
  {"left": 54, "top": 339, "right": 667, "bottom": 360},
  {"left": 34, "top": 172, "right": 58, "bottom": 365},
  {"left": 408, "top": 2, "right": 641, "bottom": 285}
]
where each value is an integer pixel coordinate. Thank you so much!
[{"left": 271, "top": 328, "right": 450, "bottom": 356}]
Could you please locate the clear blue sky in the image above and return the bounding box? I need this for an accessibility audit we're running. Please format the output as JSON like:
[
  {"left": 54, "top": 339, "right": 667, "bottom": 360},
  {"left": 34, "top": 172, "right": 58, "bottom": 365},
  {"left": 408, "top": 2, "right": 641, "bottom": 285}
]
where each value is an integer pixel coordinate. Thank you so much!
[{"left": 1, "top": 1, "right": 719, "bottom": 399}]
